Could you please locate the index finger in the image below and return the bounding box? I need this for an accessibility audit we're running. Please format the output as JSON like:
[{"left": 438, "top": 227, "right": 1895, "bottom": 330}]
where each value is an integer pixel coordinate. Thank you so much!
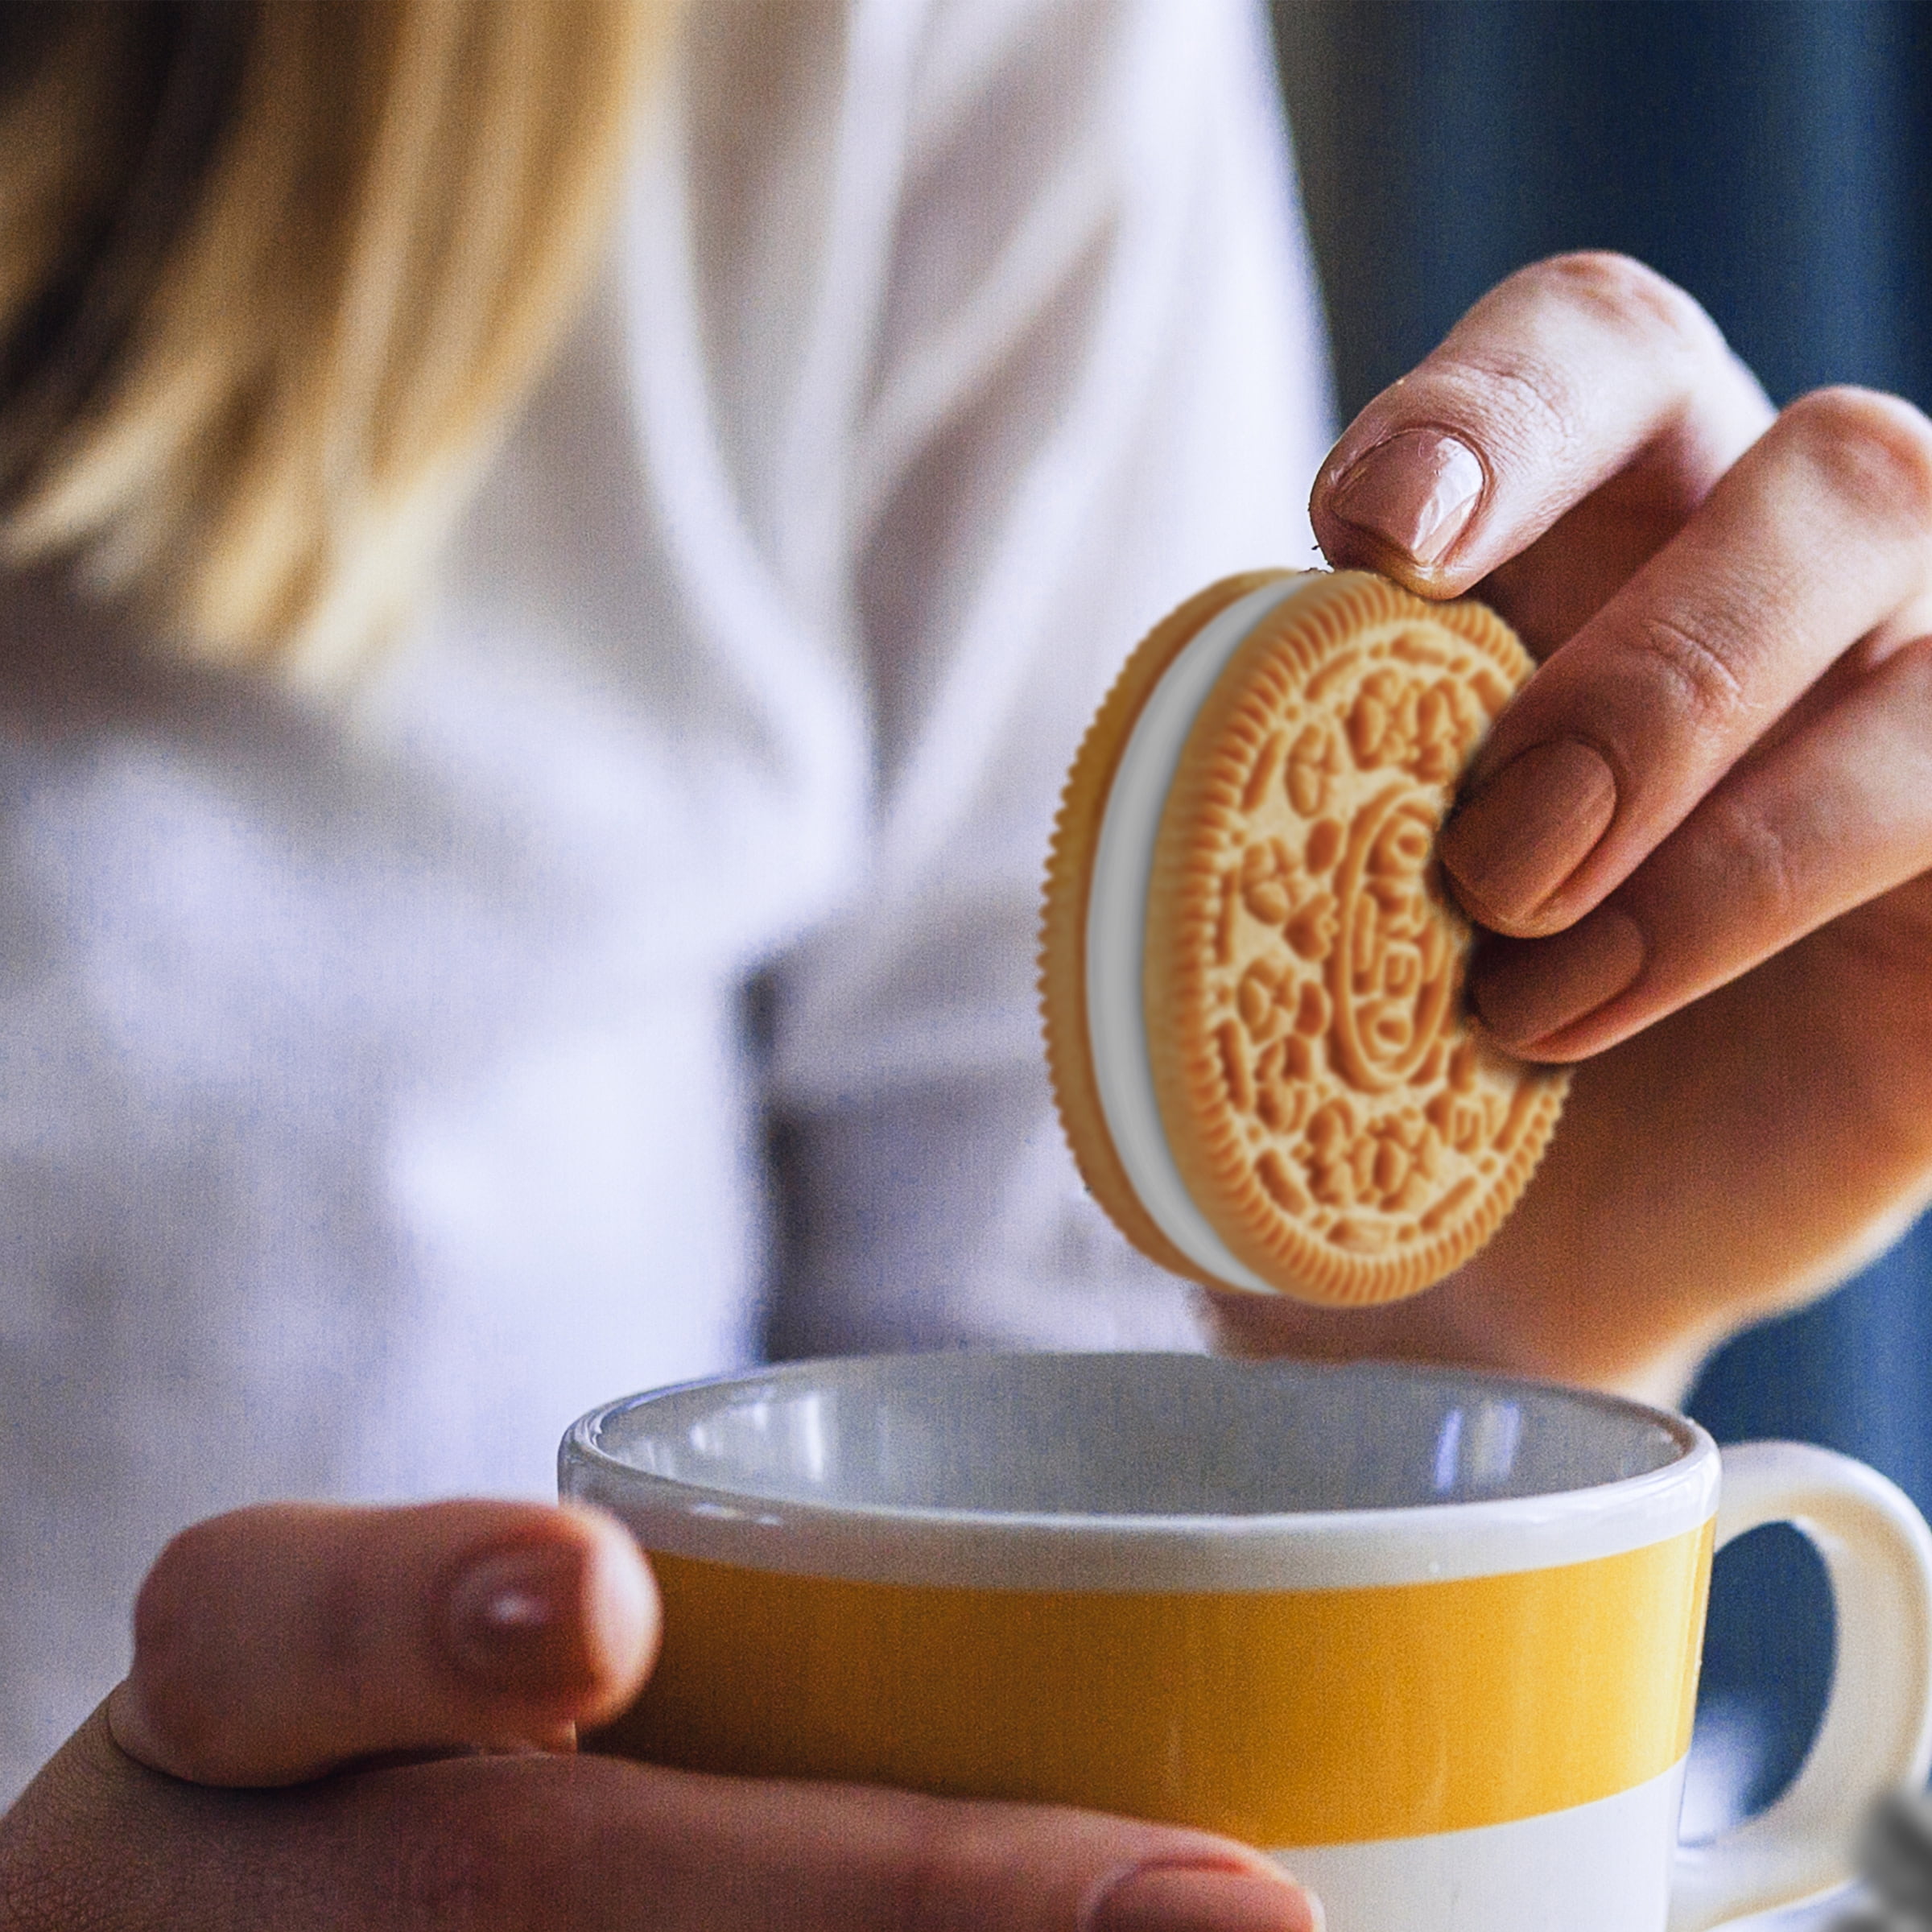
[
  {"left": 1310, "top": 252, "right": 1772, "bottom": 599},
  {"left": 106, "top": 1500, "right": 658, "bottom": 1786}
]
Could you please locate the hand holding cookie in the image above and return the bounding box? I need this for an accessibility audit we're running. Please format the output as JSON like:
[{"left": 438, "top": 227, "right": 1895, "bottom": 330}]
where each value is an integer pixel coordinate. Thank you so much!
[
  {"left": 1217, "top": 251, "right": 1932, "bottom": 1394},
  {"left": 1042, "top": 572, "right": 1567, "bottom": 1307}
]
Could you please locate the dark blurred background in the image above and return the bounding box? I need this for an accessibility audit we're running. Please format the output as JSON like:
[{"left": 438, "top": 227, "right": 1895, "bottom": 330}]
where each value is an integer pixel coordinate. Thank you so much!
[{"left": 1273, "top": 0, "right": 1932, "bottom": 1827}]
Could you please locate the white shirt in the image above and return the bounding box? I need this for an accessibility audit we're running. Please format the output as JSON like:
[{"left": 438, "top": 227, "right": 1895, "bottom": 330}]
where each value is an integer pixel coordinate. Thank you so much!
[{"left": 0, "top": 0, "right": 1329, "bottom": 1799}]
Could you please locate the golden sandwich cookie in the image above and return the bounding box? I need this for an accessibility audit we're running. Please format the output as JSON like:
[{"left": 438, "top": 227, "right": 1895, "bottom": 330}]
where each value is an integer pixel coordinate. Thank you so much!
[{"left": 1041, "top": 569, "right": 1570, "bottom": 1307}]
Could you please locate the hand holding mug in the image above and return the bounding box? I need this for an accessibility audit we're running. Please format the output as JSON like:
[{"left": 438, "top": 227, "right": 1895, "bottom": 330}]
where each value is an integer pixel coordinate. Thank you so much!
[{"left": 0, "top": 1501, "right": 1313, "bottom": 1931}]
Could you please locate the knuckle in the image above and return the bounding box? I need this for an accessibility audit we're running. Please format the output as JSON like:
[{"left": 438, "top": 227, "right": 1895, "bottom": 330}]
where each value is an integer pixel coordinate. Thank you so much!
[
  {"left": 1780, "top": 386, "right": 1932, "bottom": 531},
  {"left": 1629, "top": 611, "right": 1749, "bottom": 733},
  {"left": 370, "top": 1769, "right": 606, "bottom": 1930},
  {"left": 1428, "top": 259, "right": 1724, "bottom": 463},
  {"left": 880, "top": 1802, "right": 1194, "bottom": 1932},
  {"left": 886, "top": 1802, "right": 990, "bottom": 1932},
  {"left": 1426, "top": 346, "right": 1582, "bottom": 464},
  {"left": 1705, "top": 793, "right": 1798, "bottom": 924},
  {"left": 881, "top": 1797, "right": 1078, "bottom": 1932},
  {"left": 1528, "top": 251, "right": 1723, "bottom": 359},
  {"left": 392, "top": 1825, "right": 499, "bottom": 1923},
  {"left": 345, "top": 1781, "right": 503, "bottom": 1925}
]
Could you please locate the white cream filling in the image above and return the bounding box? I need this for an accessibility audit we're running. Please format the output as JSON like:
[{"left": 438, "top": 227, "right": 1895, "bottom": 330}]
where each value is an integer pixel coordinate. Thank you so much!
[{"left": 1086, "top": 576, "right": 1303, "bottom": 1294}]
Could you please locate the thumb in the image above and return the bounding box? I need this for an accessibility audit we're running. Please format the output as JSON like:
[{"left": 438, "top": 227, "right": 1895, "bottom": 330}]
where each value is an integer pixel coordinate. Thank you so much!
[
  {"left": 518, "top": 1758, "right": 1323, "bottom": 1932},
  {"left": 107, "top": 1499, "right": 658, "bottom": 1785}
]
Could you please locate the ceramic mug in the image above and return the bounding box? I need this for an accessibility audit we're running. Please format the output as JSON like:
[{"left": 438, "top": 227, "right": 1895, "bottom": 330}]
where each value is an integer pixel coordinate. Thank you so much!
[{"left": 559, "top": 1352, "right": 1932, "bottom": 1932}]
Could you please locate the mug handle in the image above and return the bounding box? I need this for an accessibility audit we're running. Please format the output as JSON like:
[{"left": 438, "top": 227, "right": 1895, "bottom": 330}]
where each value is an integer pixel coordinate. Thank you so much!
[{"left": 1670, "top": 1442, "right": 1932, "bottom": 1932}]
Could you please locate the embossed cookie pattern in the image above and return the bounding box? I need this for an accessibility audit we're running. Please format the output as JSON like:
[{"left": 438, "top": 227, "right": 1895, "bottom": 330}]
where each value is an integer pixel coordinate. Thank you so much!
[{"left": 1145, "top": 574, "right": 1569, "bottom": 1305}]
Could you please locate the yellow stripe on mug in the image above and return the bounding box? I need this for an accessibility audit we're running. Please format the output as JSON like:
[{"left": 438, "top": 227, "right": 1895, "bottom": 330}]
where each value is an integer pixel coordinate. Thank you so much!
[{"left": 599, "top": 1523, "right": 1713, "bottom": 1847}]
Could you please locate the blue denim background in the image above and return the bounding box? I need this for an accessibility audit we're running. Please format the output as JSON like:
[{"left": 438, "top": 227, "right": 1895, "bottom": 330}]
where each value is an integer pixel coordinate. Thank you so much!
[{"left": 1273, "top": 0, "right": 1932, "bottom": 1811}]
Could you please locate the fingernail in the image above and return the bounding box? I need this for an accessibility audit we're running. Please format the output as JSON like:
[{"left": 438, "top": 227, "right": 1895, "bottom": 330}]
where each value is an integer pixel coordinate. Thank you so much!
[
  {"left": 1330, "top": 428, "right": 1485, "bottom": 566},
  {"left": 1472, "top": 908, "right": 1646, "bottom": 1051},
  {"left": 1440, "top": 739, "right": 1619, "bottom": 932},
  {"left": 1090, "top": 1860, "right": 1320, "bottom": 1932},
  {"left": 445, "top": 1541, "right": 595, "bottom": 1697}
]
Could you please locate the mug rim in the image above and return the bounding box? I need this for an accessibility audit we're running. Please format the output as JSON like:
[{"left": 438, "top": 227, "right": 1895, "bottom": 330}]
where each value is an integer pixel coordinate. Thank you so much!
[{"left": 559, "top": 1352, "right": 1719, "bottom": 1593}]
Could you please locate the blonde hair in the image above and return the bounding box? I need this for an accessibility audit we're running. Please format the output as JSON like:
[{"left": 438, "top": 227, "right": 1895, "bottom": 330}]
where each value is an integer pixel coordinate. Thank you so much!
[{"left": 0, "top": 1, "right": 677, "bottom": 678}]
